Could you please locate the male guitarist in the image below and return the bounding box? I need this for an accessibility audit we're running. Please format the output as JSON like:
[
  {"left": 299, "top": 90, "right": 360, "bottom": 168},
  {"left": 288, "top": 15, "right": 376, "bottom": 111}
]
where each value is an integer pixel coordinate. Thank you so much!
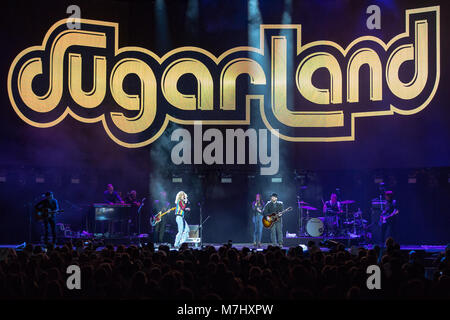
[
  {"left": 380, "top": 191, "right": 399, "bottom": 244},
  {"left": 152, "top": 190, "right": 171, "bottom": 244},
  {"left": 262, "top": 193, "right": 284, "bottom": 247},
  {"left": 125, "top": 190, "right": 143, "bottom": 235},
  {"left": 34, "top": 191, "right": 59, "bottom": 245}
]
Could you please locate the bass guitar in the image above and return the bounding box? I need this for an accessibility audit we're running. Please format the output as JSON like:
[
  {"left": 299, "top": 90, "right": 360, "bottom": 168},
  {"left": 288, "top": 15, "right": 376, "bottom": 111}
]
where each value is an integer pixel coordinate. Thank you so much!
[
  {"left": 262, "top": 207, "right": 293, "bottom": 228},
  {"left": 379, "top": 209, "right": 399, "bottom": 226},
  {"left": 34, "top": 208, "right": 64, "bottom": 221},
  {"left": 151, "top": 207, "right": 176, "bottom": 226}
]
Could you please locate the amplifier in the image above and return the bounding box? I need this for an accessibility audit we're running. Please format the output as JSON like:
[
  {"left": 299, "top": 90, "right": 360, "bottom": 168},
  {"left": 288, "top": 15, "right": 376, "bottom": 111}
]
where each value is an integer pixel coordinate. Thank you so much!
[{"left": 185, "top": 225, "right": 200, "bottom": 247}]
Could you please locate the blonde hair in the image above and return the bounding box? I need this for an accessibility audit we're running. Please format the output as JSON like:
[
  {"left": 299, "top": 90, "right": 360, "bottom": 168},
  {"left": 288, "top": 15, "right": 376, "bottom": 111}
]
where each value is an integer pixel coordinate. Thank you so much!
[{"left": 175, "top": 191, "right": 186, "bottom": 204}]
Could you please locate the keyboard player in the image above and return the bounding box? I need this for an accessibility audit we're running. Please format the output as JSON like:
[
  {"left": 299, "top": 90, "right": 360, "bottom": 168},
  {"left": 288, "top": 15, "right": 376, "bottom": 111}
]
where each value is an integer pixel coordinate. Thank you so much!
[
  {"left": 101, "top": 184, "right": 125, "bottom": 235},
  {"left": 104, "top": 184, "right": 124, "bottom": 204}
]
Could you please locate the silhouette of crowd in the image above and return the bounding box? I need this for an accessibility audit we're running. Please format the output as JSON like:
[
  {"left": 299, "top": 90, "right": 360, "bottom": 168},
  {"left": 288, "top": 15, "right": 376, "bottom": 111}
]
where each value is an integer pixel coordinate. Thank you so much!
[{"left": 0, "top": 237, "right": 449, "bottom": 299}]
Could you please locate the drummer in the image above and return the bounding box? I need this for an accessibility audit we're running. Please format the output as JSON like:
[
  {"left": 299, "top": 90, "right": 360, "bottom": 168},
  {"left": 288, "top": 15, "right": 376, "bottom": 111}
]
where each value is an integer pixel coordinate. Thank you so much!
[{"left": 323, "top": 193, "right": 342, "bottom": 236}]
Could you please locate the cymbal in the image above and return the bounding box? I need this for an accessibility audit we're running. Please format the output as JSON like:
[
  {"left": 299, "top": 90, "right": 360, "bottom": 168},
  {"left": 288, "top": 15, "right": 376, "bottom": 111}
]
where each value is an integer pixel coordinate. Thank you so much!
[
  {"left": 301, "top": 205, "right": 317, "bottom": 211},
  {"left": 297, "top": 200, "right": 309, "bottom": 205},
  {"left": 340, "top": 200, "right": 355, "bottom": 204}
]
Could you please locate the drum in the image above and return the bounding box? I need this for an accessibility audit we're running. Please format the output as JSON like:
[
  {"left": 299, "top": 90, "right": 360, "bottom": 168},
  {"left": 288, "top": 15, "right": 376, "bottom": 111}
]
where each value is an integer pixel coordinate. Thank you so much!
[{"left": 306, "top": 218, "right": 324, "bottom": 237}]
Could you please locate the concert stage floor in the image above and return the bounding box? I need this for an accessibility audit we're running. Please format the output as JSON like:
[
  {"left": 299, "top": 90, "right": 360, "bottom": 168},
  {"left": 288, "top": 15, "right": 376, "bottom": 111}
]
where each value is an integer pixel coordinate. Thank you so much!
[{"left": 0, "top": 243, "right": 447, "bottom": 253}]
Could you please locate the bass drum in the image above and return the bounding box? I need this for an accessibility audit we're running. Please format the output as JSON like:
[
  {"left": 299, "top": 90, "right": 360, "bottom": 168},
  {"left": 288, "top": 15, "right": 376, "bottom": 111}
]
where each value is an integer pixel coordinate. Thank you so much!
[{"left": 306, "top": 218, "right": 324, "bottom": 237}]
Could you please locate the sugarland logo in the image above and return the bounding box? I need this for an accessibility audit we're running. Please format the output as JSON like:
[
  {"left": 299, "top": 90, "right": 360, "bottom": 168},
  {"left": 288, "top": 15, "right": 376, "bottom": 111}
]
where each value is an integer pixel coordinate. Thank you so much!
[{"left": 7, "top": 6, "right": 439, "bottom": 148}]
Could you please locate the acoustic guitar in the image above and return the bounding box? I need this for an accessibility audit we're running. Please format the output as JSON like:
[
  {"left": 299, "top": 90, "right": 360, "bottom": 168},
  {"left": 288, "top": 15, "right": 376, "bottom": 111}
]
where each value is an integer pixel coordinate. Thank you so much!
[
  {"left": 34, "top": 208, "right": 64, "bottom": 221},
  {"left": 262, "top": 207, "right": 293, "bottom": 228}
]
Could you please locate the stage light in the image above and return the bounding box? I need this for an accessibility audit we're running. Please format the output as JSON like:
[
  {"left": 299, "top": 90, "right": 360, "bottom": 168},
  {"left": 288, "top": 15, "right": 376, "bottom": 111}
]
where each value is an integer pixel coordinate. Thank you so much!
[
  {"left": 155, "top": 0, "right": 171, "bottom": 52},
  {"left": 35, "top": 176, "right": 45, "bottom": 183},
  {"left": 248, "top": 0, "right": 268, "bottom": 100},
  {"left": 408, "top": 177, "right": 417, "bottom": 184},
  {"left": 172, "top": 177, "right": 182, "bottom": 183},
  {"left": 374, "top": 177, "right": 383, "bottom": 184},
  {"left": 271, "top": 177, "right": 282, "bottom": 183},
  {"left": 285, "top": 231, "right": 296, "bottom": 238},
  {"left": 248, "top": 0, "right": 262, "bottom": 49},
  {"left": 280, "top": 0, "right": 294, "bottom": 106},
  {"left": 221, "top": 177, "right": 232, "bottom": 183},
  {"left": 320, "top": 239, "right": 340, "bottom": 249},
  {"left": 185, "top": 0, "right": 199, "bottom": 36}
]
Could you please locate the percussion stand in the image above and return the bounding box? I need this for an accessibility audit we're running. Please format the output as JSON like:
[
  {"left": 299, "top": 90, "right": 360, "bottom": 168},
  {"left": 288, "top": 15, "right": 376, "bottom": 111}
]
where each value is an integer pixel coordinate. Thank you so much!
[
  {"left": 296, "top": 196, "right": 305, "bottom": 236},
  {"left": 344, "top": 203, "right": 350, "bottom": 236}
]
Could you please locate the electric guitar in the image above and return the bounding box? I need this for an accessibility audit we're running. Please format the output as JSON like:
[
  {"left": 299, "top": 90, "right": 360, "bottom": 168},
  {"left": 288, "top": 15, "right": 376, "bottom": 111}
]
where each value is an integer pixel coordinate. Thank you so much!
[
  {"left": 137, "top": 198, "right": 146, "bottom": 214},
  {"left": 151, "top": 207, "right": 176, "bottom": 226},
  {"left": 34, "top": 208, "right": 64, "bottom": 221},
  {"left": 262, "top": 207, "right": 293, "bottom": 228},
  {"left": 379, "top": 209, "right": 399, "bottom": 226}
]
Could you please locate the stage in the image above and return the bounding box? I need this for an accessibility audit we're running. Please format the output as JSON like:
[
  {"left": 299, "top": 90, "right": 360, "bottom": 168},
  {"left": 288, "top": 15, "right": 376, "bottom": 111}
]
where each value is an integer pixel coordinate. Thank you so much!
[
  {"left": 1, "top": 242, "right": 447, "bottom": 253},
  {"left": 1, "top": 0, "right": 450, "bottom": 301}
]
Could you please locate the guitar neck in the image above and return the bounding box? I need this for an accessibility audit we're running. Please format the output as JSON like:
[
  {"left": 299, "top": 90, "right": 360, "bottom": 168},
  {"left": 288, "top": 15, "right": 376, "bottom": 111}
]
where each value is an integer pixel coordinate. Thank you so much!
[
  {"left": 158, "top": 207, "right": 175, "bottom": 217},
  {"left": 275, "top": 207, "right": 291, "bottom": 215}
]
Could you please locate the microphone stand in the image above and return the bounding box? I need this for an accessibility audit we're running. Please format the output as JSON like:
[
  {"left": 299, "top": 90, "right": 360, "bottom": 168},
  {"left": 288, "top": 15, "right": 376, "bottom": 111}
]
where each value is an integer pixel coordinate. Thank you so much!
[
  {"left": 296, "top": 195, "right": 304, "bottom": 237},
  {"left": 200, "top": 216, "right": 210, "bottom": 247},
  {"left": 297, "top": 186, "right": 307, "bottom": 236},
  {"left": 136, "top": 198, "right": 145, "bottom": 245},
  {"left": 198, "top": 201, "right": 209, "bottom": 247},
  {"left": 378, "top": 184, "right": 385, "bottom": 244}
]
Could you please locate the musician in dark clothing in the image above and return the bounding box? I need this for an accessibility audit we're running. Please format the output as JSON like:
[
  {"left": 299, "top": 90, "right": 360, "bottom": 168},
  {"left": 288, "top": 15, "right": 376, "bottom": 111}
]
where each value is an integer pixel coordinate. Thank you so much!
[
  {"left": 323, "top": 193, "right": 342, "bottom": 236},
  {"left": 153, "top": 191, "right": 171, "bottom": 244},
  {"left": 251, "top": 194, "right": 264, "bottom": 248},
  {"left": 103, "top": 184, "right": 123, "bottom": 204},
  {"left": 34, "top": 191, "right": 59, "bottom": 244},
  {"left": 381, "top": 191, "right": 399, "bottom": 244},
  {"left": 262, "top": 193, "right": 284, "bottom": 247},
  {"left": 125, "top": 190, "right": 142, "bottom": 235},
  {"left": 125, "top": 190, "right": 141, "bottom": 207}
]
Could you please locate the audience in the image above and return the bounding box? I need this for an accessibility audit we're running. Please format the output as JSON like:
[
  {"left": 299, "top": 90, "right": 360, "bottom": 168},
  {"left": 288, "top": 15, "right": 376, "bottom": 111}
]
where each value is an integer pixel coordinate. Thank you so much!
[{"left": 0, "top": 237, "right": 449, "bottom": 299}]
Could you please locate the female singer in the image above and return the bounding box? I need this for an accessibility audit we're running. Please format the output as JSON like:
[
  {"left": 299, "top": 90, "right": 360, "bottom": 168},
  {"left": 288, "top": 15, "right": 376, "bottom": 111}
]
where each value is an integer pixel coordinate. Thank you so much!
[
  {"left": 174, "top": 191, "right": 190, "bottom": 249},
  {"left": 252, "top": 193, "right": 264, "bottom": 247}
]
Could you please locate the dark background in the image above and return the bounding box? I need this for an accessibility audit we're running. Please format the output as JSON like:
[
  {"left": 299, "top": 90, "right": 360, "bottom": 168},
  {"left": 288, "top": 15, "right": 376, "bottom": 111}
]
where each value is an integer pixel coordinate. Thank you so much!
[{"left": 0, "top": 0, "right": 449, "bottom": 244}]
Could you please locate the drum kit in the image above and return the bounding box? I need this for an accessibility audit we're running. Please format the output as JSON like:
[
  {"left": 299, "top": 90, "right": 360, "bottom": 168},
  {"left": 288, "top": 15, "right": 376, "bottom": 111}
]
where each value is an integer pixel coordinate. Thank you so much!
[{"left": 298, "top": 199, "right": 368, "bottom": 238}]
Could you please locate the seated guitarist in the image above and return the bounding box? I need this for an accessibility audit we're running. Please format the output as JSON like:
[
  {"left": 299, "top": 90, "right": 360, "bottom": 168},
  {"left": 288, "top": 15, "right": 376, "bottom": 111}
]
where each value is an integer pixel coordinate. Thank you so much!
[
  {"left": 380, "top": 191, "right": 399, "bottom": 245},
  {"left": 34, "top": 191, "right": 59, "bottom": 245},
  {"left": 262, "top": 193, "right": 284, "bottom": 247}
]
